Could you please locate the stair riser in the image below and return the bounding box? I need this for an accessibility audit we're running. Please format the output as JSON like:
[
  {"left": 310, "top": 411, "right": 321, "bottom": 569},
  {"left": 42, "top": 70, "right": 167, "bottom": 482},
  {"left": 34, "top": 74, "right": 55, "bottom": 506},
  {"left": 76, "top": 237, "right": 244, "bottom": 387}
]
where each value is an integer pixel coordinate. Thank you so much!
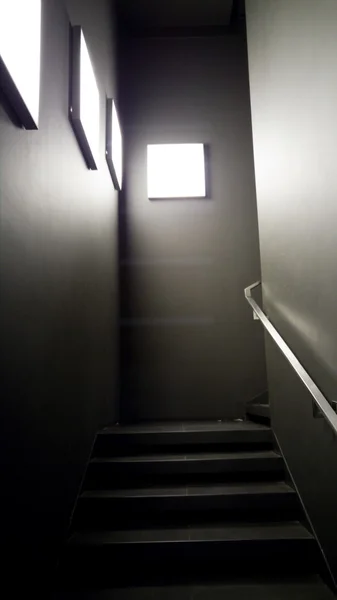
[
  {"left": 85, "top": 472, "right": 287, "bottom": 491},
  {"left": 72, "top": 510, "right": 303, "bottom": 531},
  {"left": 94, "top": 431, "right": 273, "bottom": 456},
  {"left": 94, "top": 442, "right": 274, "bottom": 458},
  {"left": 74, "top": 494, "right": 300, "bottom": 528},
  {"left": 247, "top": 405, "right": 271, "bottom": 419},
  {"left": 86, "top": 458, "right": 285, "bottom": 489},
  {"left": 61, "top": 539, "right": 318, "bottom": 585},
  {"left": 247, "top": 415, "right": 271, "bottom": 426},
  {"left": 73, "top": 509, "right": 301, "bottom": 532}
]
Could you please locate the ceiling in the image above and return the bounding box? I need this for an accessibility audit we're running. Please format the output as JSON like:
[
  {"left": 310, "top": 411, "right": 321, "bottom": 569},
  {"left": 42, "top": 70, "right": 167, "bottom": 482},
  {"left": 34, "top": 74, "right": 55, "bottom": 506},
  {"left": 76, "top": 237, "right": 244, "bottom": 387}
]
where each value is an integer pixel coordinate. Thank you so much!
[{"left": 116, "top": 0, "right": 237, "bottom": 33}]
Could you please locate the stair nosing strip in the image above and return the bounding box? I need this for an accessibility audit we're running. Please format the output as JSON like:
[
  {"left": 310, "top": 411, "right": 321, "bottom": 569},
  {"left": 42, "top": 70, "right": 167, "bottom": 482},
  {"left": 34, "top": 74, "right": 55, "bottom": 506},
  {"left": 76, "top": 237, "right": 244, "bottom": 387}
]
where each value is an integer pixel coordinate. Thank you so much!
[
  {"left": 90, "top": 451, "right": 281, "bottom": 464},
  {"left": 80, "top": 483, "right": 295, "bottom": 500},
  {"left": 69, "top": 521, "right": 314, "bottom": 545}
]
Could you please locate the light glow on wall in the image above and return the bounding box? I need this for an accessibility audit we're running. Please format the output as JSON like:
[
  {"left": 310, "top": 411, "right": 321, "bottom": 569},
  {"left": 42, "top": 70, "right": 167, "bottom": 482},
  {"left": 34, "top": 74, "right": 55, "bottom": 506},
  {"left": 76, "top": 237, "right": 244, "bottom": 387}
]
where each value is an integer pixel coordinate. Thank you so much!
[
  {"left": 106, "top": 98, "right": 123, "bottom": 190},
  {"left": 0, "top": 0, "right": 41, "bottom": 129},
  {"left": 70, "top": 27, "right": 100, "bottom": 169},
  {"left": 147, "top": 144, "right": 206, "bottom": 199}
]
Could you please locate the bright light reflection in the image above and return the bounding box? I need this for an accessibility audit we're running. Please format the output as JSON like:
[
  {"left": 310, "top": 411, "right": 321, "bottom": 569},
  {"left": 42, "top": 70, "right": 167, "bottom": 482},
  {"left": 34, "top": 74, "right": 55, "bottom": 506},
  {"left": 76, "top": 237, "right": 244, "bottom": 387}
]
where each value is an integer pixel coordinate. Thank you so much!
[
  {"left": 0, "top": 0, "right": 41, "bottom": 127},
  {"left": 80, "top": 31, "right": 100, "bottom": 165},
  {"left": 112, "top": 101, "right": 122, "bottom": 189},
  {"left": 147, "top": 144, "right": 206, "bottom": 199}
]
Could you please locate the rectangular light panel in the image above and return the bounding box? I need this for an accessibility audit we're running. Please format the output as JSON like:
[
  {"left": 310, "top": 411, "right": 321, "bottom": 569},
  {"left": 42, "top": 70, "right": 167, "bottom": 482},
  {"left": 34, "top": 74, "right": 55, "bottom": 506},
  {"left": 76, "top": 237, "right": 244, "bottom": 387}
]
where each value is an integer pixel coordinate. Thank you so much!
[
  {"left": 147, "top": 143, "right": 206, "bottom": 199},
  {"left": 106, "top": 98, "right": 123, "bottom": 190},
  {"left": 70, "top": 26, "right": 100, "bottom": 169},
  {"left": 0, "top": 0, "right": 41, "bottom": 129}
]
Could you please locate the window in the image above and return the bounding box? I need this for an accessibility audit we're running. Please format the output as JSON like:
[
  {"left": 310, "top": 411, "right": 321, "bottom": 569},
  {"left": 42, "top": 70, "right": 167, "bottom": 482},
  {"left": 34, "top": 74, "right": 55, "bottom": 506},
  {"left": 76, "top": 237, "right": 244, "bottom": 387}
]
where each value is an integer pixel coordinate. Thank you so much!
[
  {"left": 0, "top": 0, "right": 42, "bottom": 129},
  {"left": 70, "top": 27, "right": 100, "bottom": 169},
  {"left": 147, "top": 143, "right": 206, "bottom": 199}
]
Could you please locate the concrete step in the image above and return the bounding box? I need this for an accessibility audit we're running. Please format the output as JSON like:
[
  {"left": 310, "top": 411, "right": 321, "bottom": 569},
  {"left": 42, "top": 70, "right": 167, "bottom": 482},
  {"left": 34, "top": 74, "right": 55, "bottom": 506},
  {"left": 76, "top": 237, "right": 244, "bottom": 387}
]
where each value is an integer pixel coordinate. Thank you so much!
[
  {"left": 52, "top": 575, "right": 336, "bottom": 599},
  {"left": 60, "top": 522, "right": 318, "bottom": 585},
  {"left": 86, "top": 450, "right": 284, "bottom": 489},
  {"left": 94, "top": 421, "right": 273, "bottom": 457},
  {"left": 74, "top": 481, "right": 300, "bottom": 528}
]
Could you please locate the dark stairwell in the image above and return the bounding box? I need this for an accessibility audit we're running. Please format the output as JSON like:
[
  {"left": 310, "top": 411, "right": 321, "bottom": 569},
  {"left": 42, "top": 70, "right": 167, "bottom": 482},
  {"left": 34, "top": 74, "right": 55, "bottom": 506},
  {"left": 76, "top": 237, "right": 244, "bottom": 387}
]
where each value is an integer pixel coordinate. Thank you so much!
[
  {"left": 1, "top": 0, "right": 337, "bottom": 597},
  {"left": 53, "top": 1, "right": 337, "bottom": 597}
]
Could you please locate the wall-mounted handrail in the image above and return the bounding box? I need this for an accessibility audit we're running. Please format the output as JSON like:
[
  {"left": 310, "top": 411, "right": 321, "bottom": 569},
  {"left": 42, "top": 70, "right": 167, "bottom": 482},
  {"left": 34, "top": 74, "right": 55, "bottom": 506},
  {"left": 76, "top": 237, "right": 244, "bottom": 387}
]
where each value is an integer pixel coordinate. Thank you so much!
[{"left": 245, "top": 281, "right": 337, "bottom": 436}]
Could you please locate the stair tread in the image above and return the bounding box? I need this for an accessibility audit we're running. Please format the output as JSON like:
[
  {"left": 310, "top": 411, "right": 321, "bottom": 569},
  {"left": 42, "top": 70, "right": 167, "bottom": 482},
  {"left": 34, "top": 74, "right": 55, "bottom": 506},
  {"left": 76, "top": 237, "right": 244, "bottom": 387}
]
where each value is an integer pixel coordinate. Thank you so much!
[
  {"left": 81, "top": 481, "right": 294, "bottom": 499},
  {"left": 100, "top": 421, "right": 271, "bottom": 435},
  {"left": 52, "top": 576, "right": 335, "bottom": 599},
  {"left": 91, "top": 450, "right": 280, "bottom": 463},
  {"left": 69, "top": 521, "right": 313, "bottom": 545}
]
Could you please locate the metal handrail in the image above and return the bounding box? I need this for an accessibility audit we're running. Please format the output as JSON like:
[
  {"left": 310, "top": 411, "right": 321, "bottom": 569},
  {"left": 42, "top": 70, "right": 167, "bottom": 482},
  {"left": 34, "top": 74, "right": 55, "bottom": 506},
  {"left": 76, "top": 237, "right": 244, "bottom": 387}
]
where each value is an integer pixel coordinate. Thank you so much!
[{"left": 245, "top": 281, "right": 337, "bottom": 436}]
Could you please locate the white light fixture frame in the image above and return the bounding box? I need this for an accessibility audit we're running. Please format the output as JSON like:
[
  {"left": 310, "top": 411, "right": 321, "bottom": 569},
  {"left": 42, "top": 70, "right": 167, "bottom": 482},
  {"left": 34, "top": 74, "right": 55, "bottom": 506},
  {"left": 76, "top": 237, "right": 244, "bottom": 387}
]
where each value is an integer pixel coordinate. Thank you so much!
[
  {"left": 147, "top": 143, "right": 207, "bottom": 200},
  {"left": 0, "top": 0, "right": 42, "bottom": 129},
  {"left": 106, "top": 98, "right": 123, "bottom": 190},
  {"left": 70, "top": 26, "right": 100, "bottom": 170}
]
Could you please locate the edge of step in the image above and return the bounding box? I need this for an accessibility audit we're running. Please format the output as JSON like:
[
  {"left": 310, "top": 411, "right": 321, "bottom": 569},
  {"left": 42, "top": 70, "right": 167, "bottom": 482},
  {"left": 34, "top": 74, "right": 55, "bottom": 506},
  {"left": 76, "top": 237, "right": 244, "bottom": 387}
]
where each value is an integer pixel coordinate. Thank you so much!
[
  {"left": 80, "top": 481, "right": 295, "bottom": 499},
  {"left": 68, "top": 521, "right": 315, "bottom": 546}
]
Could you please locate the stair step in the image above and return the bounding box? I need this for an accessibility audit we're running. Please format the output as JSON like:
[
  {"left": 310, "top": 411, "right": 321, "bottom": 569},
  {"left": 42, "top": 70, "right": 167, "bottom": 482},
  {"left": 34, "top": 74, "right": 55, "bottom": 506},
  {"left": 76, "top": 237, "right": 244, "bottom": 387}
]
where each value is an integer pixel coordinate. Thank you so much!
[
  {"left": 69, "top": 520, "right": 314, "bottom": 545},
  {"left": 62, "top": 522, "right": 318, "bottom": 584},
  {"left": 247, "top": 403, "right": 271, "bottom": 420},
  {"left": 74, "top": 482, "right": 300, "bottom": 528},
  {"left": 94, "top": 421, "right": 273, "bottom": 456},
  {"left": 57, "top": 420, "right": 327, "bottom": 592},
  {"left": 86, "top": 450, "right": 284, "bottom": 488},
  {"left": 82, "top": 480, "right": 295, "bottom": 499},
  {"left": 52, "top": 576, "right": 336, "bottom": 600}
]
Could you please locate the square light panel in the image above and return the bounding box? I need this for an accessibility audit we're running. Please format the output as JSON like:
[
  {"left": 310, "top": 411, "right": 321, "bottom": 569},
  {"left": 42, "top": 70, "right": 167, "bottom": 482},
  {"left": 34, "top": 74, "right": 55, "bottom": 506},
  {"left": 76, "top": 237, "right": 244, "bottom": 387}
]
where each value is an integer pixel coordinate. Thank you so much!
[
  {"left": 147, "top": 143, "right": 206, "bottom": 199},
  {"left": 106, "top": 98, "right": 123, "bottom": 190},
  {"left": 0, "top": 0, "right": 42, "bottom": 129},
  {"left": 70, "top": 26, "right": 100, "bottom": 169}
]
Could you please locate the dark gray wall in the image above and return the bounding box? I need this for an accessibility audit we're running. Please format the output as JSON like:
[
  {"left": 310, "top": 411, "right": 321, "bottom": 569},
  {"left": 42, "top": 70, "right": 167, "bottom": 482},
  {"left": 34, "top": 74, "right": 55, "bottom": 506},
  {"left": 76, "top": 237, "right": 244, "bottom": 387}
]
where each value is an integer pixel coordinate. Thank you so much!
[
  {"left": 116, "top": 0, "right": 233, "bottom": 29},
  {"left": 0, "top": 0, "right": 118, "bottom": 586},
  {"left": 119, "top": 34, "right": 266, "bottom": 422},
  {"left": 246, "top": 0, "right": 337, "bottom": 583}
]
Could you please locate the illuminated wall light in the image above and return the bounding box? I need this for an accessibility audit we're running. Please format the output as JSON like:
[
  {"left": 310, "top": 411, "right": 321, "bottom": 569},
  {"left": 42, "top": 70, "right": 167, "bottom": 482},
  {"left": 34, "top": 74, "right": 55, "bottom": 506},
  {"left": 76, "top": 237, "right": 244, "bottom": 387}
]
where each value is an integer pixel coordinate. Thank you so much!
[
  {"left": 106, "top": 98, "right": 123, "bottom": 190},
  {"left": 0, "top": 0, "right": 42, "bottom": 129},
  {"left": 70, "top": 26, "right": 100, "bottom": 170},
  {"left": 147, "top": 144, "right": 207, "bottom": 199}
]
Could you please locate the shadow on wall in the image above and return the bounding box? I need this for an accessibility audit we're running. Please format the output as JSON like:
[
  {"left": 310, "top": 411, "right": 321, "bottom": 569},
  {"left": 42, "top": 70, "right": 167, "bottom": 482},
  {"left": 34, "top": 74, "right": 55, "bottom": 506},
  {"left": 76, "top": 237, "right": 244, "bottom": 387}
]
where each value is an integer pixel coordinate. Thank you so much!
[{"left": 0, "top": 0, "right": 118, "bottom": 588}]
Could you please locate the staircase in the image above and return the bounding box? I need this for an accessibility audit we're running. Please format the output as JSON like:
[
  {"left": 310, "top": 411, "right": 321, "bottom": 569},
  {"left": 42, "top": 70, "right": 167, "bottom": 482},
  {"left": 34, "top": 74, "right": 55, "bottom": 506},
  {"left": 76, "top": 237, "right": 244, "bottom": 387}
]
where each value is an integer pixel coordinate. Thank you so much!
[{"left": 54, "top": 419, "right": 335, "bottom": 598}]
